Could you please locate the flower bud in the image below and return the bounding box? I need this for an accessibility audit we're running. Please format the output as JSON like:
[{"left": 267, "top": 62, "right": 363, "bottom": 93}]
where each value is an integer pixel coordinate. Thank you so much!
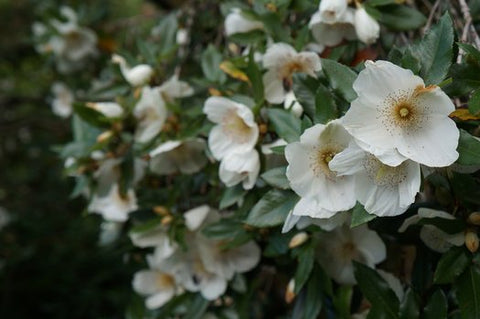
[
  {"left": 465, "top": 230, "right": 479, "bottom": 253},
  {"left": 354, "top": 6, "right": 380, "bottom": 44},
  {"left": 96, "top": 130, "right": 113, "bottom": 143},
  {"left": 153, "top": 206, "right": 170, "bottom": 216},
  {"left": 161, "top": 215, "right": 173, "bottom": 226},
  {"left": 285, "top": 278, "right": 296, "bottom": 304},
  {"left": 319, "top": 0, "right": 348, "bottom": 24},
  {"left": 468, "top": 212, "right": 480, "bottom": 226},
  {"left": 289, "top": 232, "right": 309, "bottom": 249}
]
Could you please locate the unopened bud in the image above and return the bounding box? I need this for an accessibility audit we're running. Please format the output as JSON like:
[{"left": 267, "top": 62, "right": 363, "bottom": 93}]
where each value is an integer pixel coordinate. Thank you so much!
[
  {"left": 285, "top": 279, "right": 296, "bottom": 304},
  {"left": 289, "top": 232, "right": 309, "bottom": 249},
  {"left": 134, "top": 87, "right": 142, "bottom": 99},
  {"left": 468, "top": 212, "right": 480, "bottom": 226},
  {"left": 259, "top": 123, "right": 268, "bottom": 135},
  {"left": 153, "top": 206, "right": 170, "bottom": 216},
  {"left": 96, "top": 130, "right": 113, "bottom": 143},
  {"left": 465, "top": 230, "right": 479, "bottom": 253},
  {"left": 208, "top": 88, "right": 222, "bottom": 96},
  {"left": 161, "top": 215, "right": 173, "bottom": 226}
]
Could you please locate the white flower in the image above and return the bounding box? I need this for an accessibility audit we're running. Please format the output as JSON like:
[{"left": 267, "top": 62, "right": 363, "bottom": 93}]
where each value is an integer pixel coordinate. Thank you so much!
[
  {"left": 86, "top": 102, "right": 124, "bottom": 118},
  {"left": 133, "top": 255, "right": 182, "bottom": 309},
  {"left": 354, "top": 6, "right": 380, "bottom": 44},
  {"left": 219, "top": 149, "right": 260, "bottom": 190},
  {"left": 316, "top": 224, "right": 386, "bottom": 284},
  {"left": 282, "top": 210, "right": 348, "bottom": 233},
  {"left": 133, "top": 86, "right": 167, "bottom": 143},
  {"left": 319, "top": 0, "right": 348, "bottom": 24},
  {"left": 176, "top": 28, "right": 189, "bottom": 45},
  {"left": 88, "top": 184, "right": 138, "bottom": 222},
  {"left": 49, "top": 7, "right": 97, "bottom": 73},
  {"left": 309, "top": 8, "right": 357, "bottom": 47},
  {"left": 285, "top": 120, "right": 356, "bottom": 218},
  {"left": 51, "top": 82, "right": 73, "bottom": 118},
  {"left": 224, "top": 8, "right": 264, "bottom": 36},
  {"left": 112, "top": 54, "right": 153, "bottom": 87},
  {"left": 329, "top": 141, "right": 421, "bottom": 217},
  {"left": 158, "top": 74, "right": 194, "bottom": 102},
  {"left": 203, "top": 97, "right": 259, "bottom": 160},
  {"left": 399, "top": 208, "right": 464, "bottom": 253},
  {"left": 150, "top": 139, "right": 207, "bottom": 175},
  {"left": 262, "top": 43, "right": 321, "bottom": 104},
  {"left": 343, "top": 60, "right": 459, "bottom": 167},
  {"left": 284, "top": 91, "right": 303, "bottom": 117}
]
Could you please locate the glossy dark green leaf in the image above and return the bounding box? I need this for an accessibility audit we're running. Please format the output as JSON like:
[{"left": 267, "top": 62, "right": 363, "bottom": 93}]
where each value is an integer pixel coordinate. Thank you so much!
[
  {"left": 267, "top": 108, "right": 302, "bottom": 142},
  {"left": 333, "top": 286, "right": 352, "bottom": 319},
  {"left": 376, "top": 5, "right": 427, "bottom": 31},
  {"left": 351, "top": 202, "right": 376, "bottom": 228},
  {"left": 246, "top": 49, "right": 264, "bottom": 104},
  {"left": 201, "top": 44, "right": 226, "bottom": 83},
  {"left": 245, "top": 189, "right": 298, "bottom": 227},
  {"left": 455, "top": 265, "right": 480, "bottom": 319},
  {"left": 458, "top": 42, "right": 480, "bottom": 63},
  {"left": 424, "top": 289, "right": 447, "bottom": 319},
  {"left": 315, "top": 83, "right": 338, "bottom": 124},
  {"left": 294, "top": 244, "right": 315, "bottom": 294},
  {"left": 292, "top": 73, "right": 317, "bottom": 119},
  {"left": 434, "top": 247, "right": 471, "bottom": 284},
  {"left": 468, "top": 89, "right": 480, "bottom": 115},
  {"left": 183, "top": 294, "right": 209, "bottom": 319},
  {"left": 353, "top": 262, "right": 400, "bottom": 319},
  {"left": 398, "top": 288, "right": 420, "bottom": 319},
  {"left": 219, "top": 185, "right": 246, "bottom": 209},
  {"left": 321, "top": 59, "right": 357, "bottom": 102},
  {"left": 456, "top": 129, "right": 480, "bottom": 166},
  {"left": 304, "top": 264, "right": 324, "bottom": 319},
  {"left": 261, "top": 166, "right": 289, "bottom": 189},
  {"left": 409, "top": 13, "right": 454, "bottom": 85}
]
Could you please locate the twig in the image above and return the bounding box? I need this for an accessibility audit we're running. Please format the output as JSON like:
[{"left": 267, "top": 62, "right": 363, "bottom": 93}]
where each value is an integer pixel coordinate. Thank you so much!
[
  {"left": 457, "top": 0, "right": 480, "bottom": 63},
  {"left": 422, "top": 0, "right": 441, "bottom": 35}
]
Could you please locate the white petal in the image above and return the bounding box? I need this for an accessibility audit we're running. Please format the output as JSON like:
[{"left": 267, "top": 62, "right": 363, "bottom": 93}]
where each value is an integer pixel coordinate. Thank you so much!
[
  {"left": 184, "top": 205, "right": 211, "bottom": 231},
  {"left": 352, "top": 225, "right": 386, "bottom": 265},
  {"left": 133, "top": 270, "right": 160, "bottom": 295},
  {"left": 224, "top": 10, "right": 264, "bottom": 36},
  {"left": 354, "top": 7, "right": 380, "bottom": 44},
  {"left": 200, "top": 275, "right": 227, "bottom": 300},
  {"left": 319, "top": 0, "right": 348, "bottom": 24},
  {"left": 282, "top": 210, "right": 301, "bottom": 233},
  {"left": 145, "top": 290, "right": 175, "bottom": 309},
  {"left": 262, "top": 43, "right": 297, "bottom": 70},
  {"left": 263, "top": 70, "right": 285, "bottom": 104}
]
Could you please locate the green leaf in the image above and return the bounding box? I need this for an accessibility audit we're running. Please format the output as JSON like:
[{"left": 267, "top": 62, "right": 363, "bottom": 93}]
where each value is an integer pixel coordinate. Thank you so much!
[
  {"left": 398, "top": 288, "right": 420, "bottom": 319},
  {"left": 245, "top": 189, "right": 298, "bottom": 227},
  {"left": 202, "top": 219, "right": 245, "bottom": 240},
  {"left": 458, "top": 42, "right": 480, "bottom": 63},
  {"left": 424, "top": 290, "right": 447, "bottom": 319},
  {"left": 351, "top": 203, "right": 376, "bottom": 228},
  {"left": 261, "top": 166, "right": 289, "bottom": 189},
  {"left": 228, "top": 30, "right": 265, "bottom": 45},
  {"left": 183, "top": 294, "right": 209, "bottom": 319},
  {"left": 376, "top": 5, "right": 427, "bottom": 31},
  {"left": 201, "top": 44, "right": 226, "bottom": 83},
  {"left": 469, "top": 89, "right": 480, "bottom": 116},
  {"left": 353, "top": 262, "right": 400, "bottom": 319},
  {"left": 321, "top": 59, "right": 357, "bottom": 102},
  {"left": 219, "top": 185, "right": 246, "bottom": 209},
  {"left": 304, "top": 264, "right": 324, "bottom": 319},
  {"left": 72, "top": 102, "right": 112, "bottom": 128},
  {"left": 315, "top": 83, "right": 338, "bottom": 124},
  {"left": 125, "top": 294, "right": 145, "bottom": 319},
  {"left": 408, "top": 13, "right": 454, "bottom": 85},
  {"left": 366, "top": 0, "right": 397, "bottom": 6},
  {"left": 333, "top": 286, "right": 353, "bottom": 319},
  {"left": 434, "top": 247, "right": 471, "bottom": 284},
  {"left": 267, "top": 108, "right": 302, "bottom": 142},
  {"left": 456, "top": 129, "right": 480, "bottom": 166},
  {"left": 417, "top": 217, "right": 465, "bottom": 234},
  {"left": 246, "top": 49, "right": 264, "bottom": 104},
  {"left": 294, "top": 244, "right": 315, "bottom": 293},
  {"left": 456, "top": 265, "right": 480, "bottom": 319},
  {"left": 155, "top": 13, "right": 178, "bottom": 55},
  {"left": 129, "top": 217, "right": 162, "bottom": 233},
  {"left": 292, "top": 73, "right": 317, "bottom": 119}
]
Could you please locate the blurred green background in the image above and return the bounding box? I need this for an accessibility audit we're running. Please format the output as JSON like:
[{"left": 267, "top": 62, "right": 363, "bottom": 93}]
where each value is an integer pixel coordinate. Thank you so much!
[{"left": 0, "top": 0, "right": 158, "bottom": 317}]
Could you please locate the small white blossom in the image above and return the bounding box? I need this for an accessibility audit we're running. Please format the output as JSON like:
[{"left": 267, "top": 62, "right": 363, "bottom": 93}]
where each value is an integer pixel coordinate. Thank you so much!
[
  {"left": 150, "top": 139, "right": 208, "bottom": 175},
  {"left": 112, "top": 54, "right": 154, "bottom": 87},
  {"left": 354, "top": 6, "right": 380, "bottom": 44},
  {"left": 284, "top": 91, "right": 303, "bottom": 117},
  {"left": 88, "top": 184, "right": 138, "bottom": 222},
  {"left": 399, "top": 208, "right": 464, "bottom": 253},
  {"left": 158, "top": 74, "right": 194, "bottom": 102},
  {"left": 51, "top": 82, "right": 73, "bottom": 118},
  {"left": 203, "top": 96, "right": 259, "bottom": 160},
  {"left": 343, "top": 60, "right": 459, "bottom": 167},
  {"left": 86, "top": 102, "right": 124, "bottom": 118},
  {"left": 219, "top": 149, "right": 260, "bottom": 190},
  {"left": 224, "top": 8, "right": 264, "bottom": 36},
  {"left": 316, "top": 224, "right": 386, "bottom": 284},
  {"left": 319, "top": 0, "right": 348, "bottom": 24},
  {"left": 329, "top": 141, "right": 421, "bottom": 217},
  {"left": 133, "top": 86, "right": 167, "bottom": 143},
  {"left": 262, "top": 43, "right": 321, "bottom": 104},
  {"left": 309, "top": 8, "right": 357, "bottom": 47},
  {"left": 285, "top": 120, "right": 356, "bottom": 219}
]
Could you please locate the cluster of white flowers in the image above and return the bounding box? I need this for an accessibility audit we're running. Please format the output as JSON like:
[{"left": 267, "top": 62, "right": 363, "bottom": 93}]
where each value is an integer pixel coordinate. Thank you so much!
[
  {"left": 33, "top": 6, "right": 98, "bottom": 73},
  {"left": 285, "top": 60, "right": 459, "bottom": 225},
  {"left": 131, "top": 206, "right": 261, "bottom": 309},
  {"left": 309, "top": 0, "right": 380, "bottom": 45}
]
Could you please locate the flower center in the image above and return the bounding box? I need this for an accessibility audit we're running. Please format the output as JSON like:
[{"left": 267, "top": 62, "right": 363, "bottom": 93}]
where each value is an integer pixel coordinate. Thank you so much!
[
  {"left": 222, "top": 111, "right": 253, "bottom": 143},
  {"left": 156, "top": 272, "right": 175, "bottom": 288},
  {"left": 393, "top": 101, "right": 415, "bottom": 123},
  {"left": 310, "top": 146, "right": 340, "bottom": 179},
  {"left": 363, "top": 155, "right": 407, "bottom": 187}
]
